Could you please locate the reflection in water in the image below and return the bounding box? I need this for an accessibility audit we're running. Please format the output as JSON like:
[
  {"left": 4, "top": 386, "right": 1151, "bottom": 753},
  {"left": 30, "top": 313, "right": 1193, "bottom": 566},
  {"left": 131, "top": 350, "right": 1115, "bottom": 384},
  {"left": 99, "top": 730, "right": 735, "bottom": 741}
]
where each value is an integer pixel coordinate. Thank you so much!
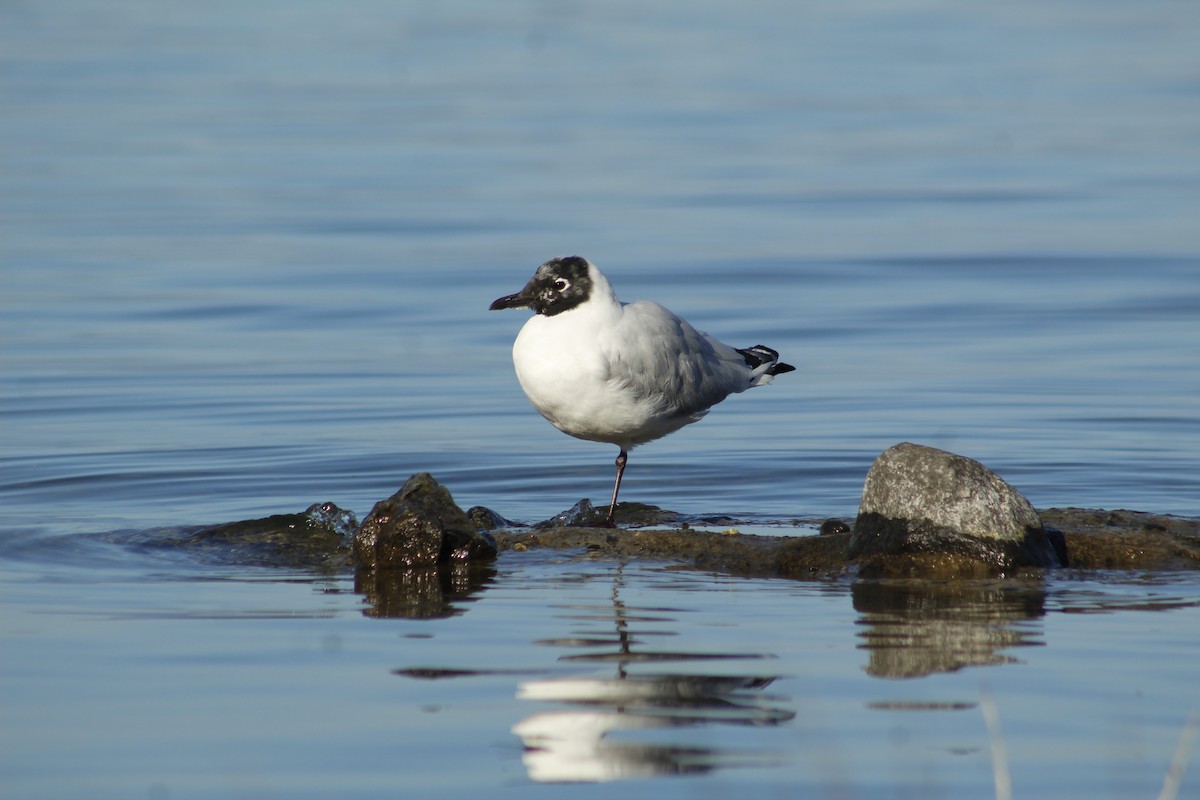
[
  {"left": 512, "top": 563, "right": 793, "bottom": 783},
  {"left": 852, "top": 579, "right": 1046, "bottom": 678},
  {"left": 355, "top": 562, "right": 495, "bottom": 619},
  {"left": 514, "top": 674, "right": 792, "bottom": 782}
]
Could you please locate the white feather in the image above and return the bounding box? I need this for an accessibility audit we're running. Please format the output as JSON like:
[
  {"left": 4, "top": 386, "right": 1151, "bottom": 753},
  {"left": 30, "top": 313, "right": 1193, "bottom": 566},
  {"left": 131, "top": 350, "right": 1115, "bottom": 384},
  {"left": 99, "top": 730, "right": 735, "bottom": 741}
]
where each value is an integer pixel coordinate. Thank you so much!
[{"left": 510, "top": 261, "right": 779, "bottom": 450}]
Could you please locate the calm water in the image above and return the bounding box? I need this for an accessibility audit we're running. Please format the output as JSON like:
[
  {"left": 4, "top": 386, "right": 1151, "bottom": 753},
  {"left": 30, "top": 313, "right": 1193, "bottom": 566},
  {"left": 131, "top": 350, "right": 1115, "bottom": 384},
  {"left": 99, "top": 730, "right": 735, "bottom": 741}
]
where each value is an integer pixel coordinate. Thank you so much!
[{"left": 2, "top": 1, "right": 1199, "bottom": 797}]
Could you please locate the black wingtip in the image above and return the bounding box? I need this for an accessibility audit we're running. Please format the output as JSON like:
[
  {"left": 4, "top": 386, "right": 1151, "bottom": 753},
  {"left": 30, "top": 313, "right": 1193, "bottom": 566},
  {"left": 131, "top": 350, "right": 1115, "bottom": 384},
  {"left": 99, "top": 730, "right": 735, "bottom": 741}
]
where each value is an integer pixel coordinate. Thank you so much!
[{"left": 736, "top": 344, "right": 795, "bottom": 374}]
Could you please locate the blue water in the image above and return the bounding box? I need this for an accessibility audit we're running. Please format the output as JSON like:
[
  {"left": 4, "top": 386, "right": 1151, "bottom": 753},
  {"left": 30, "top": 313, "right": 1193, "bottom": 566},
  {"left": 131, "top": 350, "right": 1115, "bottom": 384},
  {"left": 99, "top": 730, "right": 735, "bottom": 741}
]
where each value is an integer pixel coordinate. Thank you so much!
[{"left": 2, "top": 1, "right": 1199, "bottom": 797}]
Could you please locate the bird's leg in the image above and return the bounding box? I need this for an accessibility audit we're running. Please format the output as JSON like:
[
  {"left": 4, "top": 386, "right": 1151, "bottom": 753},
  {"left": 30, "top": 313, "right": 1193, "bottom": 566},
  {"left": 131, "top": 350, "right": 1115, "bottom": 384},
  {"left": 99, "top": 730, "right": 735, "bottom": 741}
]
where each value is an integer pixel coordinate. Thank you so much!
[{"left": 604, "top": 449, "right": 628, "bottom": 527}]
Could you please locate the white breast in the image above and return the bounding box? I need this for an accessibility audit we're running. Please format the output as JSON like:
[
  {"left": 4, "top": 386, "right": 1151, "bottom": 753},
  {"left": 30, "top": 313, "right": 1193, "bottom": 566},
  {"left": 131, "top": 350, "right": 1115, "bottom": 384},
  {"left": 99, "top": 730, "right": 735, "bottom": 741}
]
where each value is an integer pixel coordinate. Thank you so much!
[{"left": 511, "top": 297, "right": 755, "bottom": 449}]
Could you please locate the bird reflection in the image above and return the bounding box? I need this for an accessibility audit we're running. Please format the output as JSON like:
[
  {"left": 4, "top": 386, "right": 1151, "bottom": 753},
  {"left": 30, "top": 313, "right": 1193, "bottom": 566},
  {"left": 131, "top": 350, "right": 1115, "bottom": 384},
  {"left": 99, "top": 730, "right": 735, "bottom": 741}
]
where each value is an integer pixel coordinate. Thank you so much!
[{"left": 512, "top": 563, "right": 793, "bottom": 783}]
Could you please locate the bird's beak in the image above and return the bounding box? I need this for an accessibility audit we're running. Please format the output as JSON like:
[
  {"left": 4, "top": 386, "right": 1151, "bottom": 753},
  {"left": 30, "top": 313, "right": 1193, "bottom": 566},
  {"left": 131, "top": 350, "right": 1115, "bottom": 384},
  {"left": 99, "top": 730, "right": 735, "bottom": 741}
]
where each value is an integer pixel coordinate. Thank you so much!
[{"left": 489, "top": 291, "right": 529, "bottom": 311}]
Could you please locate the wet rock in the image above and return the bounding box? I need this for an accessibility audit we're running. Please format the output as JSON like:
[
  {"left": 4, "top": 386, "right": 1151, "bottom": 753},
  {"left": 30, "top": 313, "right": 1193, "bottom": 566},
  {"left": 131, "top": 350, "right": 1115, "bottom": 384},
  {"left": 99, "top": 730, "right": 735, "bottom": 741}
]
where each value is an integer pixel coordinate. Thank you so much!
[
  {"left": 96, "top": 461, "right": 1198, "bottom": 583},
  {"left": 491, "top": 507, "right": 1200, "bottom": 580},
  {"left": 849, "top": 443, "right": 1061, "bottom": 574},
  {"left": 353, "top": 473, "right": 497, "bottom": 570},
  {"left": 467, "top": 506, "right": 520, "bottom": 531},
  {"left": 534, "top": 500, "right": 686, "bottom": 529},
  {"left": 128, "top": 502, "right": 357, "bottom": 569},
  {"left": 819, "top": 519, "right": 851, "bottom": 536},
  {"left": 1041, "top": 508, "right": 1200, "bottom": 570},
  {"left": 610, "top": 503, "right": 686, "bottom": 527},
  {"left": 535, "top": 499, "right": 610, "bottom": 528},
  {"left": 304, "top": 501, "right": 359, "bottom": 541},
  {"left": 493, "top": 526, "right": 853, "bottom": 580}
]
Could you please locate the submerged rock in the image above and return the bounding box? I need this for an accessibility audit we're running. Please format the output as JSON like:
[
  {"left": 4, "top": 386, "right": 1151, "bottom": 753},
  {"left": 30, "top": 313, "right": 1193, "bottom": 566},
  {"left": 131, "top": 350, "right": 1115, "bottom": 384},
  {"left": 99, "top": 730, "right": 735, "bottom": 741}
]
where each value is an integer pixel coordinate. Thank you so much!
[
  {"left": 352, "top": 473, "right": 498, "bottom": 570},
  {"left": 849, "top": 442, "right": 1061, "bottom": 575}
]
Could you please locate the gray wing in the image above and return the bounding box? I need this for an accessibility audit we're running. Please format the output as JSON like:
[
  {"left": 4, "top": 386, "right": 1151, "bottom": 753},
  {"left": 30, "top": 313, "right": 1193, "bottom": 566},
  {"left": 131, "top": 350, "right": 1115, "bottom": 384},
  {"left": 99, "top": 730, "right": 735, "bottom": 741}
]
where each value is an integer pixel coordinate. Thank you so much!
[{"left": 601, "top": 301, "right": 752, "bottom": 420}]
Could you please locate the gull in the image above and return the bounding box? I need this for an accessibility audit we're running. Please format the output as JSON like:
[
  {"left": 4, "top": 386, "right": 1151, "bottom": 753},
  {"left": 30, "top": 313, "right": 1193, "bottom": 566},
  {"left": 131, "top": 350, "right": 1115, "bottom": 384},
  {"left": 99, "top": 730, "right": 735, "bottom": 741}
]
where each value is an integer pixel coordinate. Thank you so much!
[{"left": 490, "top": 256, "right": 795, "bottom": 526}]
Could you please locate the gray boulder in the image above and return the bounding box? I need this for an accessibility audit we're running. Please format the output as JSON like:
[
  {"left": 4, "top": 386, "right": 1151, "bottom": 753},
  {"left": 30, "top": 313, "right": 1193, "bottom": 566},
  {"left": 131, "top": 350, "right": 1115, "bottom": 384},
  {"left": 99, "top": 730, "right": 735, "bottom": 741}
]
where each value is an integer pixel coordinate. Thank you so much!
[
  {"left": 850, "top": 443, "right": 1061, "bottom": 572},
  {"left": 353, "top": 473, "right": 497, "bottom": 570}
]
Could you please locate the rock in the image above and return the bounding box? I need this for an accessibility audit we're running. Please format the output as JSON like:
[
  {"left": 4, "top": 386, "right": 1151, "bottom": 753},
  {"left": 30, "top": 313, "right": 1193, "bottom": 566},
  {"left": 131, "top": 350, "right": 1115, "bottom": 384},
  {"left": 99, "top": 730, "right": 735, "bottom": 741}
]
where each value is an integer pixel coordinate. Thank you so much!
[
  {"left": 491, "top": 507, "right": 1200, "bottom": 579},
  {"left": 605, "top": 502, "right": 685, "bottom": 527},
  {"left": 534, "top": 499, "right": 610, "bottom": 528},
  {"left": 303, "top": 501, "right": 359, "bottom": 541},
  {"left": 128, "top": 502, "right": 357, "bottom": 569},
  {"left": 493, "top": 525, "right": 853, "bottom": 580},
  {"left": 467, "top": 505, "right": 519, "bottom": 531},
  {"left": 1040, "top": 508, "right": 1200, "bottom": 570},
  {"left": 533, "top": 500, "right": 684, "bottom": 529},
  {"left": 353, "top": 473, "right": 498, "bottom": 570},
  {"left": 849, "top": 443, "right": 1061, "bottom": 573},
  {"left": 819, "top": 519, "right": 851, "bottom": 536}
]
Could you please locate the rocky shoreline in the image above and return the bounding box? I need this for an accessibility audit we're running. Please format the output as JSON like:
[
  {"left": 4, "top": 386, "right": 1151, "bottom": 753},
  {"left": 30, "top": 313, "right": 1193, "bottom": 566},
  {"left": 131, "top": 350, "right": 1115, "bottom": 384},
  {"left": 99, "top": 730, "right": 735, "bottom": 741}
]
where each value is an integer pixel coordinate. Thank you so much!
[
  {"left": 116, "top": 445, "right": 1197, "bottom": 621},
  {"left": 130, "top": 444, "right": 1200, "bottom": 582},
  {"left": 489, "top": 506, "right": 1200, "bottom": 580},
  {"left": 474, "top": 443, "right": 1200, "bottom": 579}
]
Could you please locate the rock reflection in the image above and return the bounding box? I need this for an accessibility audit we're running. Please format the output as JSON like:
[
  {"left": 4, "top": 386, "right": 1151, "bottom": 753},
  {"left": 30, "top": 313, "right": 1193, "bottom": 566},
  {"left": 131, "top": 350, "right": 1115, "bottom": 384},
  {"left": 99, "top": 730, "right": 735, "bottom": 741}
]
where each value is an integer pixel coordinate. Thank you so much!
[
  {"left": 852, "top": 579, "right": 1046, "bottom": 678},
  {"left": 355, "top": 562, "right": 495, "bottom": 619},
  {"left": 512, "top": 564, "right": 792, "bottom": 783}
]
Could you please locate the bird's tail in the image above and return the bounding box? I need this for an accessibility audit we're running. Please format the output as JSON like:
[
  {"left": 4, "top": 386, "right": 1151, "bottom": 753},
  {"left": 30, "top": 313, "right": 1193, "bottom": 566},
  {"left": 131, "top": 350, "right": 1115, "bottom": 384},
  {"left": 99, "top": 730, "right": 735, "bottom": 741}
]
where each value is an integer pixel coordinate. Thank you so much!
[{"left": 737, "top": 344, "right": 796, "bottom": 386}]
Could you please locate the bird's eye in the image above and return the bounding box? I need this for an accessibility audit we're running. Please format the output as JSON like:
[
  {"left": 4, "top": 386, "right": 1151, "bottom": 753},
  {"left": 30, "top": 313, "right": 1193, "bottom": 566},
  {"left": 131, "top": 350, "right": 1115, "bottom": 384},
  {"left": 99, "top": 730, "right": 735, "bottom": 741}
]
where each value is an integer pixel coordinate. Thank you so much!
[{"left": 553, "top": 278, "right": 570, "bottom": 292}]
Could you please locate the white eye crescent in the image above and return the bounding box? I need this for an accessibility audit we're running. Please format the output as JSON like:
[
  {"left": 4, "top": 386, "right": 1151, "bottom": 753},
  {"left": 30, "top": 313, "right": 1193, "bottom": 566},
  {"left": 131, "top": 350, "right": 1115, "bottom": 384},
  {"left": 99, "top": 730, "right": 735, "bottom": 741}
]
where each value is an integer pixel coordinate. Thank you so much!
[{"left": 554, "top": 278, "right": 570, "bottom": 292}]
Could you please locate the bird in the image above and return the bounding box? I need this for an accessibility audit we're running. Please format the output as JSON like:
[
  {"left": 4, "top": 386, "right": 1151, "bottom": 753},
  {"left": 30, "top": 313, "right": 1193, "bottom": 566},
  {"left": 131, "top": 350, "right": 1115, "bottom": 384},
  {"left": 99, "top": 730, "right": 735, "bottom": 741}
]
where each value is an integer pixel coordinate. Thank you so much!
[{"left": 489, "top": 256, "right": 795, "bottom": 527}]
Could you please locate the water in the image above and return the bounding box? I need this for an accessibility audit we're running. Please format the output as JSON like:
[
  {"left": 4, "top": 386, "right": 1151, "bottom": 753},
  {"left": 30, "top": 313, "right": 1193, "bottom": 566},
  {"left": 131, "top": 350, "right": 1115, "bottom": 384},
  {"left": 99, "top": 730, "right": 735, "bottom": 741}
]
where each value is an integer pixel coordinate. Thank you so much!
[
  {"left": 2, "top": 0, "right": 1199, "bottom": 797},
  {"left": 3, "top": 548, "right": 1199, "bottom": 799}
]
